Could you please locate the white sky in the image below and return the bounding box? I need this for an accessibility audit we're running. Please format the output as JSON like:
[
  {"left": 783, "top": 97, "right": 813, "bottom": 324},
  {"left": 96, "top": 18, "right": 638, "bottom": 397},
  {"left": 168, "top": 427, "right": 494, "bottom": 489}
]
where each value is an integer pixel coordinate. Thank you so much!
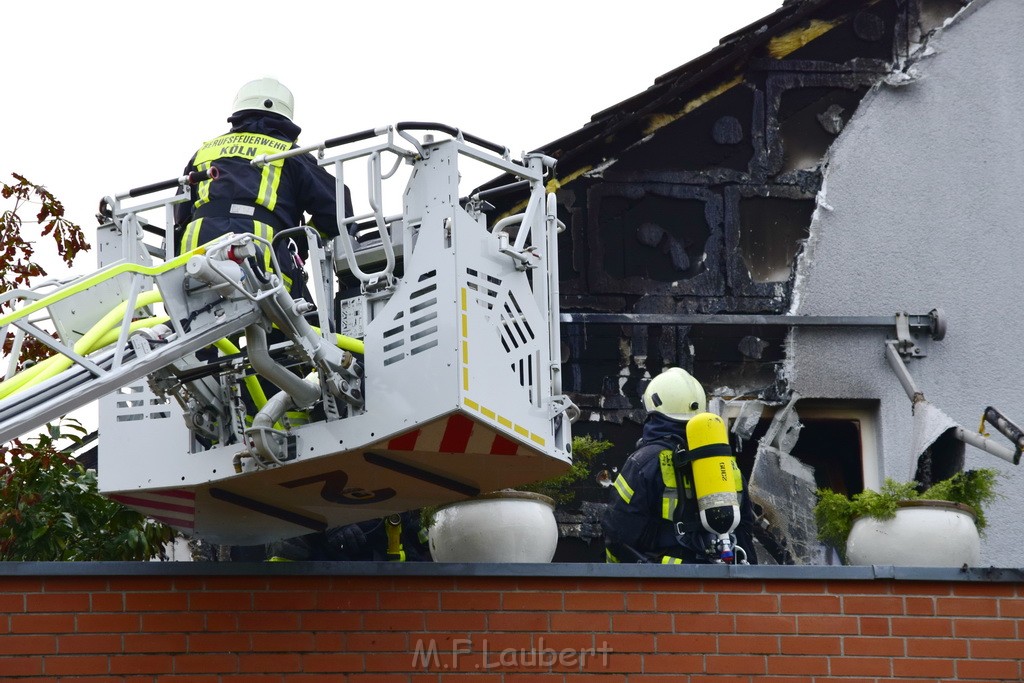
[{"left": 5, "top": 0, "right": 779, "bottom": 262}]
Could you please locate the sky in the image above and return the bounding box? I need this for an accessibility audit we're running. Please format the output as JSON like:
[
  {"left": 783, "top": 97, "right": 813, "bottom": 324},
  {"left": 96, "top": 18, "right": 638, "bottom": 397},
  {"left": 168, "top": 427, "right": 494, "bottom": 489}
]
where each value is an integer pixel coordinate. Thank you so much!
[{"left": 4, "top": 0, "right": 780, "bottom": 268}]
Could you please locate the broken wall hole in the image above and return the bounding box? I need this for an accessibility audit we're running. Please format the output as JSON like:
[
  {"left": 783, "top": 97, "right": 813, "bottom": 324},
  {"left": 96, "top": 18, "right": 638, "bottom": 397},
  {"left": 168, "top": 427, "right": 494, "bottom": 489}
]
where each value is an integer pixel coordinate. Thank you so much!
[
  {"left": 775, "top": 85, "right": 872, "bottom": 174},
  {"left": 737, "top": 196, "right": 814, "bottom": 283}
]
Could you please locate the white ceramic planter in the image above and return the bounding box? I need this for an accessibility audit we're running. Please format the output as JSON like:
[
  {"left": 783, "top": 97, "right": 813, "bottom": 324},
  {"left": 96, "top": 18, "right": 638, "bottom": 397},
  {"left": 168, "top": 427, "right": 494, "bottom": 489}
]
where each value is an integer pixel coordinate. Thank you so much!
[
  {"left": 845, "top": 500, "right": 981, "bottom": 567},
  {"left": 427, "top": 490, "right": 559, "bottom": 563}
]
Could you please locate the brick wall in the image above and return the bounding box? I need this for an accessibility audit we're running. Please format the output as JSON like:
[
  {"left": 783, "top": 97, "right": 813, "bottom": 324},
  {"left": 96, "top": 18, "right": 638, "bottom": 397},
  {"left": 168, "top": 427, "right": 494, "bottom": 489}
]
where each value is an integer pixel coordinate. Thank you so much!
[{"left": 1, "top": 565, "right": 1022, "bottom": 681}]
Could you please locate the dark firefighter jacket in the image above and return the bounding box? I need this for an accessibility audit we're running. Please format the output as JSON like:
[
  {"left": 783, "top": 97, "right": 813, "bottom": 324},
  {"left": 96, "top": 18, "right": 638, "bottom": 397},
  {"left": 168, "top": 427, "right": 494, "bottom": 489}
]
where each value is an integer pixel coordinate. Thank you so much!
[
  {"left": 602, "top": 412, "right": 758, "bottom": 564},
  {"left": 174, "top": 111, "right": 354, "bottom": 297}
]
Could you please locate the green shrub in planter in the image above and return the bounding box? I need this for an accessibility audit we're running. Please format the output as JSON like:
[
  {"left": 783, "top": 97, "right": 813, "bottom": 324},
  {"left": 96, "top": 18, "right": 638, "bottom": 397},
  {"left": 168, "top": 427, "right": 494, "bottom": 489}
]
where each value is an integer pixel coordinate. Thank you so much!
[{"left": 813, "top": 468, "right": 1000, "bottom": 562}]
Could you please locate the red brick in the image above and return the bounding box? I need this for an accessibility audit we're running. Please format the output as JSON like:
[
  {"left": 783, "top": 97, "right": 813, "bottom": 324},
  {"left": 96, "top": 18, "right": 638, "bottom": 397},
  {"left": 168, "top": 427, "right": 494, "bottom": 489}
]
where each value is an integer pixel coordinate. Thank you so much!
[
  {"left": 952, "top": 583, "right": 1013, "bottom": 597},
  {"left": 109, "top": 654, "right": 174, "bottom": 674},
  {"left": 701, "top": 580, "right": 765, "bottom": 593},
  {"left": 204, "top": 613, "right": 240, "bottom": 631},
  {"left": 123, "top": 591, "right": 189, "bottom": 611},
  {"left": 0, "top": 594, "right": 25, "bottom": 612},
  {"left": 382, "top": 590, "right": 442, "bottom": 611},
  {"left": 610, "top": 613, "right": 672, "bottom": 633},
  {"left": 0, "top": 578, "right": 44, "bottom": 592},
  {"left": 827, "top": 581, "right": 892, "bottom": 595},
  {"left": 314, "top": 632, "right": 346, "bottom": 652},
  {"left": 238, "top": 652, "right": 303, "bottom": 673},
  {"left": 252, "top": 591, "right": 318, "bottom": 611},
  {"left": 656, "top": 593, "right": 717, "bottom": 612},
  {"left": 188, "top": 591, "right": 253, "bottom": 611},
  {"left": 237, "top": 611, "right": 301, "bottom": 631},
  {"left": 766, "top": 655, "right": 830, "bottom": 676},
  {"left": 438, "top": 591, "right": 498, "bottom": 611},
  {"left": 858, "top": 616, "right": 891, "bottom": 636},
  {"left": 76, "top": 613, "right": 140, "bottom": 633},
  {"left": 891, "top": 617, "right": 952, "bottom": 637},
  {"left": 638, "top": 579, "right": 702, "bottom": 592},
  {"left": 1000, "top": 597, "right": 1024, "bottom": 617},
  {"left": 346, "top": 632, "right": 408, "bottom": 651},
  {"left": 591, "top": 653, "right": 643, "bottom": 673},
  {"left": 108, "top": 577, "right": 176, "bottom": 591},
  {"left": 705, "top": 654, "right": 766, "bottom": 675},
  {"left": 42, "top": 655, "right": 108, "bottom": 675},
  {"left": 123, "top": 633, "right": 186, "bottom": 653},
  {"left": 26, "top": 593, "right": 91, "bottom": 612},
  {"left": 142, "top": 613, "right": 204, "bottom": 632},
  {"left": 780, "top": 635, "right": 842, "bottom": 655},
  {"left": 186, "top": 633, "right": 252, "bottom": 653},
  {"left": 0, "top": 656, "right": 43, "bottom": 676},
  {"left": 735, "top": 615, "right": 795, "bottom": 634},
  {"left": 843, "top": 636, "right": 904, "bottom": 656},
  {"left": 490, "top": 612, "right": 551, "bottom": 632},
  {"left": 719, "top": 593, "right": 777, "bottom": 613},
  {"left": 0, "top": 634, "right": 56, "bottom": 655},
  {"left": 953, "top": 617, "right": 1016, "bottom": 638},
  {"left": 173, "top": 653, "right": 239, "bottom": 674},
  {"left": 11, "top": 614, "right": 77, "bottom": 634},
  {"left": 425, "top": 611, "right": 487, "bottom": 631},
  {"left": 903, "top": 597, "right": 935, "bottom": 615},
  {"left": 893, "top": 657, "right": 954, "bottom": 678},
  {"left": 58, "top": 634, "right": 123, "bottom": 654},
  {"left": 199, "top": 576, "right": 267, "bottom": 591},
  {"left": 935, "top": 596, "right": 998, "bottom": 616},
  {"left": 363, "top": 612, "right": 425, "bottom": 632},
  {"left": 563, "top": 591, "right": 624, "bottom": 612},
  {"left": 829, "top": 656, "right": 892, "bottom": 677},
  {"left": 46, "top": 577, "right": 109, "bottom": 592},
  {"left": 971, "top": 638, "right": 1024, "bottom": 659},
  {"left": 905, "top": 636, "right": 967, "bottom": 658},
  {"left": 656, "top": 633, "right": 716, "bottom": 654},
  {"left": 844, "top": 596, "right": 903, "bottom": 615},
  {"left": 956, "top": 658, "right": 1021, "bottom": 679},
  {"left": 502, "top": 592, "right": 563, "bottom": 611},
  {"left": 642, "top": 653, "right": 704, "bottom": 673},
  {"left": 301, "top": 653, "right": 365, "bottom": 672},
  {"left": 626, "top": 592, "right": 656, "bottom": 611},
  {"left": 797, "top": 615, "right": 858, "bottom": 635},
  {"left": 252, "top": 632, "right": 316, "bottom": 653},
  {"left": 674, "top": 613, "right": 734, "bottom": 633},
  {"left": 300, "top": 612, "right": 362, "bottom": 631},
  {"left": 779, "top": 594, "right": 840, "bottom": 613},
  {"left": 315, "top": 591, "right": 378, "bottom": 610},
  {"left": 763, "top": 580, "right": 828, "bottom": 594},
  {"left": 898, "top": 582, "right": 953, "bottom": 596},
  {"left": 718, "top": 634, "right": 779, "bottom": 654},
  {"left": 91, "top": 593, "right": 125, "bottom": 611}
]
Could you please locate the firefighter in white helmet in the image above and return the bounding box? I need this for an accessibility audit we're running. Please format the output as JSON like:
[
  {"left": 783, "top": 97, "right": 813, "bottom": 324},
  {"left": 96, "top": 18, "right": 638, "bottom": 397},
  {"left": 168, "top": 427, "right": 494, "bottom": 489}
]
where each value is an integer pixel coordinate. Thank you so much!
[
  {"left": 174, "top": 77, "right": 354, "bottom": 300},
  {"left": 601, "top": 367, "right": 758, "bottom": 564}
]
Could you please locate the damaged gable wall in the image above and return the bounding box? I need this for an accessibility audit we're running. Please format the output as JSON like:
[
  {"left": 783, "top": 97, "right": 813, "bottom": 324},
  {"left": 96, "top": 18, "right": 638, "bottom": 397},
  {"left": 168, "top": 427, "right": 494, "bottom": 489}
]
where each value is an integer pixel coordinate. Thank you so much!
[{"left": 789, "top": 0, "right": 1024, "bottom": 565}]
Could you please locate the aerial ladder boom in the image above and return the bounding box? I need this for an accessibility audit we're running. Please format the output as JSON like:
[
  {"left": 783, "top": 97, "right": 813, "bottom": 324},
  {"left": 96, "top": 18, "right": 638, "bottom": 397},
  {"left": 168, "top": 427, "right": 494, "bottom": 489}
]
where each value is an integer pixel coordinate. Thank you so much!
[{"left": 0, "top": 125, "right": 577, "bottom": 544}]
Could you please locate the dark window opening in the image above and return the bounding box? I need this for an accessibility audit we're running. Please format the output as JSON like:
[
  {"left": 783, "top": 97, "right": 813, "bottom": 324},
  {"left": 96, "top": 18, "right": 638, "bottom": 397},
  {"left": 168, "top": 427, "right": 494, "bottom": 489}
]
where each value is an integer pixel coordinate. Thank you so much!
[{"left": 596, "top": 194, "right": 710, "bottom": 282}]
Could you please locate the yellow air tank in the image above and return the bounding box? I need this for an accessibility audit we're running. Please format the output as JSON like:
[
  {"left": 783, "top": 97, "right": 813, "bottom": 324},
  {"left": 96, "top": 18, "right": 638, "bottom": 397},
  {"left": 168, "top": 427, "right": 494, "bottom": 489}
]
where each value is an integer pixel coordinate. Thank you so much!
[{"left": 686, "top": 412, "right": 740, "bottom": 561}]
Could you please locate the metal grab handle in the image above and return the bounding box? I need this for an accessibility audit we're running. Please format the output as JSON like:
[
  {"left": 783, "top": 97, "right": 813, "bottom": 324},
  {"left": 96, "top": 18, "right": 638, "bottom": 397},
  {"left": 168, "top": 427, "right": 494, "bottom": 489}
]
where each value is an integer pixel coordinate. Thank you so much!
[
  {"left": 396, "top": 121, "right": 509, "bottom": 158},
  {"left": 101, "top": 167, "right": 220, "bottom": 218}
]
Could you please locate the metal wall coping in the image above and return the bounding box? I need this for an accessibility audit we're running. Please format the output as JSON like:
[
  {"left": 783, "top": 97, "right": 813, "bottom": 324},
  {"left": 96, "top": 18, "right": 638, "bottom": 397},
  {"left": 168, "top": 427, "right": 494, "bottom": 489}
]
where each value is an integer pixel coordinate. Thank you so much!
[{"left": 1, "top": 562, "right": 1021, "bottom": 583}]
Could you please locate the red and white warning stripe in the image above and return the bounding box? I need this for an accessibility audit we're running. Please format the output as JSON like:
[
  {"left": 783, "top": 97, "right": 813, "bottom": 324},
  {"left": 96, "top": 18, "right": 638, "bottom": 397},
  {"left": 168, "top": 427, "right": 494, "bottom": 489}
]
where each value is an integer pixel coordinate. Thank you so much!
[
  {"left": 108, "top": 489, "right": 196, "bottom": 530},
  {"left": 387, "top": 414, "right": 528, "bottom": 456}
]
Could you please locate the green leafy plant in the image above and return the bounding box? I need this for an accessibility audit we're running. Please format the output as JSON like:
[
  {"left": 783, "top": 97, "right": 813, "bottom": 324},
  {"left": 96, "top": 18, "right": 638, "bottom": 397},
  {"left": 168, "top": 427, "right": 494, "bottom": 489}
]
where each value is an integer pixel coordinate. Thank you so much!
[
  {"left": 517, "top": 434, "right": 613, "bottom": 505},
  {"left": 0, "top": 420, "right": 176, "bottom": 560},
  {"left": 814, "top": 468, "right": 1000, "bottom": 560}
]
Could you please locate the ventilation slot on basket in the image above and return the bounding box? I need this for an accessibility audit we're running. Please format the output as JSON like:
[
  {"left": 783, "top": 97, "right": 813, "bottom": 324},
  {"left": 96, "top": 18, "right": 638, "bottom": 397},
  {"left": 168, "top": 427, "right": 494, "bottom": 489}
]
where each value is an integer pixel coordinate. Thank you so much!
[
  {"left": 115, "top": 385, "right": 173, "bottom": 422},
  {"left": 382, "top": 271, "right": 439, "bottom": 366},
  {"left": 466, "top": 268, "right": 501, "bottom": 310}
]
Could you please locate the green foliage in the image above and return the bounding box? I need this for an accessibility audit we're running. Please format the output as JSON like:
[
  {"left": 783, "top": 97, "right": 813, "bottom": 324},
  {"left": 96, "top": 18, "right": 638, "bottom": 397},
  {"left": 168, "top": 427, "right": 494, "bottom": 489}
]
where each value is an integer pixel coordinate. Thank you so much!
[
  {"left": 0, "top": 421, "right": 176, "bottom": 560},
  {"left": 517, "top": 434, "right": 614, "bottom": 505},
  {"left": 814, "top": 469, "right": 1001, "bottom": 559}
]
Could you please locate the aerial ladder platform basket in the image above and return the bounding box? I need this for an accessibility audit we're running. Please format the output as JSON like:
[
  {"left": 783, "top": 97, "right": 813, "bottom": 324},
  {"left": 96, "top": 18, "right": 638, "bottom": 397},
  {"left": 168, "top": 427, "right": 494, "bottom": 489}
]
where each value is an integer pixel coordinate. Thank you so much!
[{"left": 0, "top": 124, "right": 577, "bottom": 544}]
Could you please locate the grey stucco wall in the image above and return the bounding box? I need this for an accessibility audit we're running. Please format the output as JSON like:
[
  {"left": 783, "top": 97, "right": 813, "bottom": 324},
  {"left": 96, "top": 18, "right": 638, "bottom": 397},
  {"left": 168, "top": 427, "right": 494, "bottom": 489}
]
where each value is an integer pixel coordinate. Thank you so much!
[{"left": 789, "top": 0, "right": 1024, "bottom": 566}]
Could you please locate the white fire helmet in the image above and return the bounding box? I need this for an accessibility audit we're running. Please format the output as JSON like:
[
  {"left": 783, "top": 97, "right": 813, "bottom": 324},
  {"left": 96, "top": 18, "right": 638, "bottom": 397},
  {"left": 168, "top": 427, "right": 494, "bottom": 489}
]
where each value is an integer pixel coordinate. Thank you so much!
[
  {"left": 642, "top": 367, "right": 707, "bottom": 421},
  {"left": 232, "top": 78, "right": 295, "bottom": 121}
]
